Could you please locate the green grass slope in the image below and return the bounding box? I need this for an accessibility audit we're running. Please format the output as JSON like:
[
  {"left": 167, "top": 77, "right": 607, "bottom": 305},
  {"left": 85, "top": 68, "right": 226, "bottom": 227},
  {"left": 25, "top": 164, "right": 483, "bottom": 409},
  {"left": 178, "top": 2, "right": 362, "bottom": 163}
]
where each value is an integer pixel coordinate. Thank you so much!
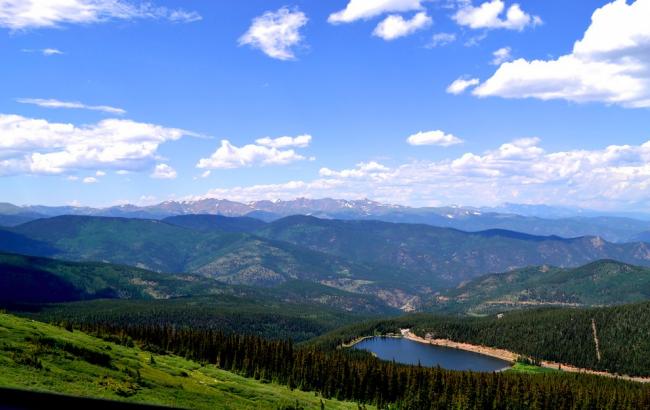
[
  {"left": 0, "top": 312, "right": 365, "bottom": 409},
  {"left": 431, "top": 260, "right": 650, "bottom": 314}
]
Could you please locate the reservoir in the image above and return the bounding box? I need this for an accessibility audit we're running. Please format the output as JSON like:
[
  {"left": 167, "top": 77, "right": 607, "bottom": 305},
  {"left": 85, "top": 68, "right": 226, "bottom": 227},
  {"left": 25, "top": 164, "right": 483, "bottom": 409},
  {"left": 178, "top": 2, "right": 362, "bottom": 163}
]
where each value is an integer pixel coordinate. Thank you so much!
[{"left": 354, "top": 337, "right": 511, "bottom": 372}]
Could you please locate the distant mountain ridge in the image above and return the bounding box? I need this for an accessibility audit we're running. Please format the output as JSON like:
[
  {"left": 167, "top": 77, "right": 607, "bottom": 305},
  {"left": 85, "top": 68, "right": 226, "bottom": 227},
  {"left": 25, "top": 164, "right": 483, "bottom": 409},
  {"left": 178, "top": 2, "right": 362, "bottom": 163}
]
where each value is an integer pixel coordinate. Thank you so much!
[
  {"left": 5, "top": 213, "right": 650, "bottom": 310},
  {"left": 256, "top": 215, "right": 650, "bottom": 286},
  {"left": 1, "top": 215, "right": 417, "bottom": 308},
  {"left": 3, "top": 198, "right": 650, "bottom": 242}
]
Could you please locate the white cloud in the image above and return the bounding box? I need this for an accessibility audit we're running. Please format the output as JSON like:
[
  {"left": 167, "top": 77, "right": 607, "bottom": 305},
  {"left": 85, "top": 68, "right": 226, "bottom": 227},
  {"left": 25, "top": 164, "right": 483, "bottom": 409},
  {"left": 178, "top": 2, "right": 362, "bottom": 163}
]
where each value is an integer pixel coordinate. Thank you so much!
[
  {"left": 42, "top": 48, "right": 63, "bottom": 56},
  {"left": 464, "top": 32, "right": 487, "bottom": 47},
  {"left": 197, "top": 136, "right": 311, "bottom": 170},
  {"left": 83, "top": 176, "right": 97, "bottom": 184},
  {"left": 166, "top": 10, "right": 202, "bottom": 24},
  {"left": 329, "top": 0, "right": 423, "bottom": 24},
  {"left": 239, "top": 7, "right": 308, "bottom": 61},
  {"left": 136, "top": 195, "right": 158, "bottom": 206},
  {"left": 255, "top": 134, "right": 312, "bottom": 148},
  {"left": 319, "top": 161, "right": 391, "bottom": 180},
  {"left": 491, "top": 46, "right": 512, "bottom": 65},
  {"left": 22, "top": 48, "right": 64, "bottom": 56},
  {"left": 0, "top": 113, "right": 194, "bottom": 176},
  {"left": 151, "top": 163, "right": 177, "bottom": 179},
  {"left": 17, "top": 98, "right": 126, "bottom": 115},
  {"left": 407, "top": 130, "right": 463, "bottom": 146},
  {"left": 446, "top": 77, "right": 480, "bottom": 94},
  {"left": 0, "top": 0, "right": 201, "bottom": 30},
  {"left": 95, "top": 170, "right": 106, "bottom": 176},
  {"left": 474, "top": 0, "right": 650, "bottom": 108},
  {"left": 372, "top": 12, "right": 432, "bottom": 41},
  {"left": 453, "top": 0, "right": 541, "bottom": 31},
  {"left": 191, "top": 138, "right": 650, "bottom": 210},
  {"left": 428, "top": 32, "right": 456, "bottom": 47}
]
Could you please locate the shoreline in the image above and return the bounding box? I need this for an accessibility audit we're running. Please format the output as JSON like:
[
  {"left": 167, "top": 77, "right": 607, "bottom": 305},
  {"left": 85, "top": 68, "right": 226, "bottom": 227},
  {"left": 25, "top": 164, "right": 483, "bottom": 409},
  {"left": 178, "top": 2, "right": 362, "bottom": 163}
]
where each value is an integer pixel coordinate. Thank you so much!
[
  {"left": 400, "top": 329, "right": 650, "bottom": 384},
  {"left": 340, "top": 333, "right": 401, "bottom": 348},
  {"left": 343, "top": 330, "right": 650, "bottom": 384}
]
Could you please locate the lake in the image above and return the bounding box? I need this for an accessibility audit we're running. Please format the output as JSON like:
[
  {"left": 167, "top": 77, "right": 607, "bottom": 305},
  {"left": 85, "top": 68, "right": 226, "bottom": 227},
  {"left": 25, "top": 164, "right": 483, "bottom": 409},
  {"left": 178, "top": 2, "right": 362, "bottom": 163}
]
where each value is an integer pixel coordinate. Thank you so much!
[{"left": 354, "top": 337, "right": 511, "bottom": 372}]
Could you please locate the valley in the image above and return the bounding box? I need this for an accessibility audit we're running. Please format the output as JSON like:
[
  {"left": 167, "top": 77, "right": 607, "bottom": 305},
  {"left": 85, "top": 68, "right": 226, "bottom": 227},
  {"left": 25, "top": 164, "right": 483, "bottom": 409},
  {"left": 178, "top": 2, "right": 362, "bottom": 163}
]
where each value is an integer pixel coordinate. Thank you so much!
[
  {"left": 5, "top": 0, "right": 650, "bottom": 407},
  {"left": 3, "top": 212, "right": 650, "bottom": 311},
  {"left": 2, "top": 206, "right": 650, "bottom": 408}
]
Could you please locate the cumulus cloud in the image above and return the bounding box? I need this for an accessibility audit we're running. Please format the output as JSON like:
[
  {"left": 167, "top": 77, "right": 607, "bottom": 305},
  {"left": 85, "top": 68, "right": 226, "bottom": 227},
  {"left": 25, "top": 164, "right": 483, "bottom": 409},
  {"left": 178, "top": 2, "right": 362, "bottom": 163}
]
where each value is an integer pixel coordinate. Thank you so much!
[
  {"left": 17, "top": 98, "right": 126, "bottom": 115},
  {"left": 329, "top": 0, "right": 424, "bottom": 24},
  {"left": 474, "top": 0, "right": 650, "bottom": 108},
  {"left": 373, "top": 12, "right": 432, "bottom": 40},
  {"left": 491, "top": 46, "right": 512, "bottom": 65},
  {"left": 0, "top": 113, "right": 194, "bottom": 176},
  {"left": 83, "top": 176, "right": 98, "bottom": 184},
  {"left": 255, "top": 134, "right": 312, "bottom": 148},
  {"left": 453, "top": 0, "right": 541, "bottom": 31},
  {"left": 319, "top": 161, "right": 391, "bottom": 180},
  {"left": 151, "top": 163, "right": 177, "bottom": 179},
  {"left": 190, "top": 138, "right": 650, "bottom": 210},
  {"left": 197, "top": 136, "right": 312, "bottom": 170},
  {"left": 0, "top": 0, "right": 201, "bottom": 30},
  {"left": 239, "top": 7, "right": 308, "bottom": 61},
  {"left": 428, "top": 32, "right": 456, "bottom": 47},
  {"left": 446, "top": 77, "right": 480, "bottom": 94},
  {"left": 407, "top": 130, "right": 463, "bottom": 146}
]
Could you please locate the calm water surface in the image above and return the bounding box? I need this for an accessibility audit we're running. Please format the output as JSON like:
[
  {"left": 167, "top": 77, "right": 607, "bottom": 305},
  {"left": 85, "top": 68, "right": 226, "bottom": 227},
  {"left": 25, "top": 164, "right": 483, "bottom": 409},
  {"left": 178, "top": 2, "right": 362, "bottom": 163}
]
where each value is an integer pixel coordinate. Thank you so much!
[{"left": 354, "top": 337, "right": 511, "bottom": 372}]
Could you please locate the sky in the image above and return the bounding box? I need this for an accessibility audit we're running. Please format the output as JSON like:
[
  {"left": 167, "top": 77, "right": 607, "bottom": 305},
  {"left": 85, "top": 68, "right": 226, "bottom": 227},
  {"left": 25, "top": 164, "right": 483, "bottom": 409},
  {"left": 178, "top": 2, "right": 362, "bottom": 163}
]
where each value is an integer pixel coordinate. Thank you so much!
[{"left": 1, "top": 0, "right": 650, "bottom": 211}]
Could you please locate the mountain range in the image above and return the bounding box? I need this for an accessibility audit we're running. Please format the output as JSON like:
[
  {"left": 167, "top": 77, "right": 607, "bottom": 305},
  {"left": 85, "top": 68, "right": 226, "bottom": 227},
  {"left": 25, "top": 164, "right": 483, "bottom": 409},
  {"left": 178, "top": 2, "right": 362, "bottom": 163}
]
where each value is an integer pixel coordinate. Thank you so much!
[
  {"left": 3, "top": 213, "right": 650, "bottom": 310},
  {"left": 3, "top": 198, "right": 650, "bottom": 242}
]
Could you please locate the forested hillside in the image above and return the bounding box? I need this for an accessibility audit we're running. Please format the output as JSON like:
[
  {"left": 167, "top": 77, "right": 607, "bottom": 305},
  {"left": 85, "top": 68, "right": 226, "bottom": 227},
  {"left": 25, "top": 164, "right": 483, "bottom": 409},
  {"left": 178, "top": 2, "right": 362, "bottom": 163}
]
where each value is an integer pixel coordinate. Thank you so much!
[
  {"left": 24, "top": 281, "right": 398, "bottom": 342},
  {"left": 162, "top": 214, "right": 268, "bottom": 233},
  {"left": 0, "top": 251, "right": 231, "bottom": 305},
  {"left": 3, "top": 216, "right": 410, "bottom": 300},
  {"left": 30, "top": 311, "right": 649, "bottom": 410},
  {"left": 310, "top": 302, "right": 650, "bottom": 377},
  {"left": 257, "top": 216, "right": 650, "bottom": 285},
  {"left": 430, "top": 260, "right": 650, "bottom": 314},
  {"left": 5, "top": 214, "right": 650, "bottom": 310}
]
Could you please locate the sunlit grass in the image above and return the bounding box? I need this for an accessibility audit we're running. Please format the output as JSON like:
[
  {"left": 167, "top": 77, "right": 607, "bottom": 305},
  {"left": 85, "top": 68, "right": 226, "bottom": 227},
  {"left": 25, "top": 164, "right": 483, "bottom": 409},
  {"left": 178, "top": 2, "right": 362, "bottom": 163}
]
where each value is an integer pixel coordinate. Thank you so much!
[{"left": 0, "top": 312, "right": 367, "bottom": 409}]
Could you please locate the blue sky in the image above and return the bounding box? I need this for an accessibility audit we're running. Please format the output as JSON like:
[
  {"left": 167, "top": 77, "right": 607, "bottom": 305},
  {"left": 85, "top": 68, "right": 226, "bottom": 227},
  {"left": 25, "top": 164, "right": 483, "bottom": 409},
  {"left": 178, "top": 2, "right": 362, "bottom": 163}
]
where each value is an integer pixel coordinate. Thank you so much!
[{"left": 1, "top": 0, "right": 650, "bottom": 211}]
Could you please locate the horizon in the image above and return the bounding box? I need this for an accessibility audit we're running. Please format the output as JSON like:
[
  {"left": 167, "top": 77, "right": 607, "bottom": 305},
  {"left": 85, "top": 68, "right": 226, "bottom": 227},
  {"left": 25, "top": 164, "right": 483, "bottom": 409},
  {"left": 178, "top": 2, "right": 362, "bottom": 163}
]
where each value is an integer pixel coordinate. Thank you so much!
[
  {"left": 4, "top": 195, "right": 648, "bottom": 219},
  {"left": 2, "top": 0, "right": 650, "bottom": 211},
  {"left": 3, "top": 2, "right": 650, "bottom": 406}
]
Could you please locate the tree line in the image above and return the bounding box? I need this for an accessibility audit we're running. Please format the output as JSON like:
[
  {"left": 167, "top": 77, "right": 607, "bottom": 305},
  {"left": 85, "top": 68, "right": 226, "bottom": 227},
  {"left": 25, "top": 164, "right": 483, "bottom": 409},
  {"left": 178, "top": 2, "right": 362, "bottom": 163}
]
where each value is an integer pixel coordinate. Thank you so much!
[
  {"left": 309, "top": 302, "right": 650, "bottom": 377},
  {"left": 66, "top": 320, "right": 650, "bottom": 409}
]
